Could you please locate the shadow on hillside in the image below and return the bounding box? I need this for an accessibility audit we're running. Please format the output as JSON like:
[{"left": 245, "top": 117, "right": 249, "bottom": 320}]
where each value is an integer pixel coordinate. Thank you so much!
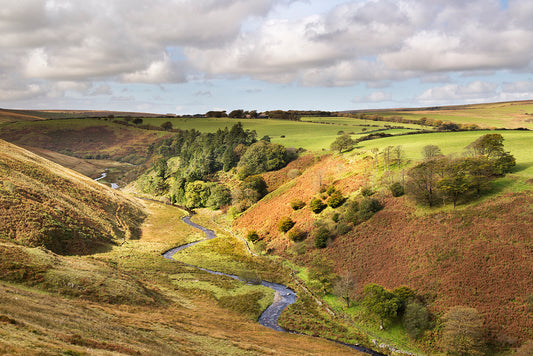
[{"left": 512, "top": 161, "right": 533, "bottom": 174}]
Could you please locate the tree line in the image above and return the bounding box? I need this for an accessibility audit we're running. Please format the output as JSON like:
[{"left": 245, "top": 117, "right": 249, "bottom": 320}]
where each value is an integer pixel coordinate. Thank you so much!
[{"left": 138, "top": 123, "right": 293, "bottom": 209}]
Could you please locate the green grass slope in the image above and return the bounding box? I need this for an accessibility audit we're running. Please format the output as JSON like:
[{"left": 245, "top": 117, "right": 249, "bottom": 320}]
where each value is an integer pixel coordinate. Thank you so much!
[{"left": 0, "top": 139, "right": 145, "bottom": 255}]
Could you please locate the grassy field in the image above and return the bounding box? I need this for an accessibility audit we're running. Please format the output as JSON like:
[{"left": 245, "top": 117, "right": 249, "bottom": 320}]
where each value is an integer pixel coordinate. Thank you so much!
[
  {"left": 374, "top": 100, "right": 533, "bottom": 129},
  {"left": 139, "top": 116, "right": 423, "bottom": 151},
  {"left": 354, "top": 130, "right": 533, "bottom": 177}
]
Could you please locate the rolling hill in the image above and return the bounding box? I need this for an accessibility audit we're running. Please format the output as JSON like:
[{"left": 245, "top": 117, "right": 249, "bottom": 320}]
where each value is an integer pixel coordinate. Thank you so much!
[
  {"left": 233, "top": 132, "right": 533, "bottom": 348},
  {"left": 0, "top": 140, "right": 363, "bottom": 355},
  {"left": 0, "top": 139, "right": 145, "bottom": 254}
]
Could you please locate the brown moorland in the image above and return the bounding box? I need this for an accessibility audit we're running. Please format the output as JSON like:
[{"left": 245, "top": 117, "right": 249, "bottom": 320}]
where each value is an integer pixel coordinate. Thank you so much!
[
  {"left": 0, "top": 118, "right": 171, "bottom": 162},
  {"left": 234, "top": 154, "right": 533, "bottom": 345},
  {"left": 0, "top": 139, "right": 145, "bottom": 255}
]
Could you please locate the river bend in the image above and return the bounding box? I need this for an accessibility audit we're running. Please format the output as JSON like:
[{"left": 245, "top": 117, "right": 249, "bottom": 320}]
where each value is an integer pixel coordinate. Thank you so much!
[{"left": 163, "top": 214, "right": 385, "bottom": 355}]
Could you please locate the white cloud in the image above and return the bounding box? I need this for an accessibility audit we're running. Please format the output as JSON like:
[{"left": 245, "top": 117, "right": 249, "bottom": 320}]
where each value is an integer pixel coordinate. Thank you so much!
[
  {"left": 1, "top": 0, "right": 533, "bottom": 109},
  {"left": 121, "top": 54, "right": 186, "bottom": 84},
  {"left": 501, "top": 81, "right": 533, "bottom": 93},
  {"left": 417, "top": 81, "right": 499, "bottom": 102},
  {"left": 89, "top": 84, "right": 113, "bottom": 96},
  {"left": 353, "top": 91, "right": 392, "bottom": 103}
]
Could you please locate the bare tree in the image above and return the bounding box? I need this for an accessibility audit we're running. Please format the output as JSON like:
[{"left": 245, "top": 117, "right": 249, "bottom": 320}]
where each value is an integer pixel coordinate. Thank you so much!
[
  {"left": 334, "top": 273, "right": 358, "bottom": 307},
  {"left": 422, "top": 145, "right": 442, "bottom": 160},
  {"left": 393, "top": 145, "right": 404, "bottom": 168}
]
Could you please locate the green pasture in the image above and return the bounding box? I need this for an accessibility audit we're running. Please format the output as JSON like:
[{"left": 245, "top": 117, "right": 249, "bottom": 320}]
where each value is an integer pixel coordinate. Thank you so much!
[
  {"left": 300, "top": 116, "right": 426, "bottom": 130},
  {"left": 379, "top": 101, "right": 533, "bottom": 129},
  {"left": 142, "top": 116, "right": 421, "bottom": 151},
  {"left": 355, "top": 130, "right": 533, "bottom": 177}
]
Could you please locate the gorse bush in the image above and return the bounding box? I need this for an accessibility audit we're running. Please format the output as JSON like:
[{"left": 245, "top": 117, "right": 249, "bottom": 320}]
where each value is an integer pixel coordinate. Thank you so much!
[
  {"left": 313, "top": 226, "right": 330, "bottom": 248},
  {"left": 389, "top": 182, "right": 404, "bottom": 197},
  {"left": 278, "top": 217, "right": 295, "bottom": 233},
  {"left": 309, "top": 197, "right": 327, "bottom": 214},
  {"left": 357, "top": 198, "right": 383, "bottom": 222},
  {"left": 361, "top": 186, "right": 374, "bottom": 197},
  {"left": 327, "top": 191, "right": 345, "bottom": 208},
  {"left": 288, "top": 228, "right": 307, "bottom": 242},
  {"left": 290, "top": 199, "right": 306, "bottom": 210},
  {"left": 246, "top": 230, "right": 259, "bottom": 242}
]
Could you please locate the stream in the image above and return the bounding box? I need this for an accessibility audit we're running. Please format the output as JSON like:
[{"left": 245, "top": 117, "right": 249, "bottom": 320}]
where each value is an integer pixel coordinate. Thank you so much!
[
  {"left": 163, "top": 214, "right": 386, "bottom": 355},
  {"left": 95, "top": 171, "right": 119, "bottom": 189}
]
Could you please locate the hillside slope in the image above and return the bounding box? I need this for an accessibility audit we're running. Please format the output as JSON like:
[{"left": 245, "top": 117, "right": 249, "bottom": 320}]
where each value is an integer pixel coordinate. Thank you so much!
[
  {"left": 0, "top": 118, "right": 170, "bottom": 163},
  {"left": 0, "top": 139, "right": 145, "bottom": 254},
  {"left": 234, "top": 153, "right": 533, "bottom": 345}
]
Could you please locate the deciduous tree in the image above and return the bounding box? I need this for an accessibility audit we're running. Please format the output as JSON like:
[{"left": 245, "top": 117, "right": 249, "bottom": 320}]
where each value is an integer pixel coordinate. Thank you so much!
[
  {"left": 422, "top": 145, "right": 442, "bottom": 160},
  {"left": 441, "top": 306, "right": 485, "bottom": 356},
  {"left": 361, "top": 283, "right": 401, "bottom": 330},
  {"left": 334, "top": 273, "right": 358, "bottom": 307},
  {"left": 403, "top": 302, "right": 431, "bottom": 339},
  {"left": 330, "top": 134, "right": 355, "bottom": 153}
]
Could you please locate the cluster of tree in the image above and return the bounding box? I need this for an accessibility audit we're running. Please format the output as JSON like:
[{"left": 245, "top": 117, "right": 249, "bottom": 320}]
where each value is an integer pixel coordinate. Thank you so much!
[
  {"left": 231, "top": 175, "right": 269, "bottom": 212},
  {"left": 265, "top": 110, "right": 335, "bottom": 121},
  {"left": 205, "top": 110, "right": 261, "bottom": 119},
  {"left": 236, "top": 140, "right": 291, "bottom": 180},
  {"left": 306, "top": 186, "right": 383, "bottom": 248},
  {"left": 139, "top": 123, "right": 291, "bottom": 209},
  {"left": 305, "top": 263, "right": 488, "bottom": 348},
  {"left": 361, "top": 284, "right": 432, "bottom": 338},
  {"left": 343, "top": 113, "right": 481, "bottom": 131},
  {"left": 407, "top": 134, "right": 516, "bottom": 207}
]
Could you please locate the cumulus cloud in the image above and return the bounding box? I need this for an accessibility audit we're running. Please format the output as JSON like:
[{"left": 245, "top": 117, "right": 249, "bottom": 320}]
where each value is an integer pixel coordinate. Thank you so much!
[
  {"left": 417, "top": 81, "right": 499, "bottom": 103},
  {"left": 2, "top": 1, "right": 283, "bottom": 83},
  {"left": 183, "top": 0, "right": 533, "bottom": 87},
  {"left": 1, "top": 0, "right": 532, "bottom": 108},
  {"left": 121, "top": 54, "right": 186, "bottom": 84},
  {"left": 353, "top": 91, "right": 392, "bottom": 103}
]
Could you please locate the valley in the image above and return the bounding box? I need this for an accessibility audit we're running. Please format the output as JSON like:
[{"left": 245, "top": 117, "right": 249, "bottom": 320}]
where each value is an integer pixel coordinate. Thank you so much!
[{"left": 0, "top": 101, "right": 532, "bottom": 355}]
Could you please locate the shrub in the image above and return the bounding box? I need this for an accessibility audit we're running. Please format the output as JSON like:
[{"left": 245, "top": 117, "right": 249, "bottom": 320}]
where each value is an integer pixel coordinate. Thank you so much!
[
  {"left": 160, "top": 121, "right": 173, "bottom": 130},
  {"left": 309, "top": 198, "right": 327, "bottom": 214},
  {"left": 331, "top": 212, "right": 340, "bottom": 223},
  {"left": 290, "top": 199, "right": 306, "bottom": 210},
  {"left": 278, "top": 217, "right": 295, "bottom": 233},
  {"left": 403, "top": 302, "right": 432, "bottom": 339},
  {"left": 287, "top": 169, "right": 300, "bottom": 179},
  {"left": 313, "top": 226, "right": 330, "bottom": 248},
  {"left": 326, "top": 185, "right": 337, "bottom": 195},
  {"left": 361, "top": 186, "right": 374, "bottom": 197},
  {"left": 335, "top": 222, "right": 352, "bottom": 236},
  {"left": 246, "top": 230, "right": 259, "bottom": 242},
  {"left": 344, "top": 200, "right": 359, "bottom": 222},
  {"left": 291, "top": 242, "right": 306, "bottom": 256},
  {"left": 389, "top": 182, "right": 405, "bottom": 197},
  {"left": 357, "top": 198, "right": 383, "bottom": 222},
  {"left": 327, "top": 191, "right": 345, "bottom": 208},
  {"left": 288, "top": 228, "right": 307, "bottom": 242}
]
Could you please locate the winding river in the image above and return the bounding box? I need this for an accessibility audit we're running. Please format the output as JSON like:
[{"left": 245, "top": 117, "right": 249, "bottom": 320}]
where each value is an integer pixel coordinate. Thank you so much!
[{"left": 163, "top": 214, "right": 386, "bottom": 355}]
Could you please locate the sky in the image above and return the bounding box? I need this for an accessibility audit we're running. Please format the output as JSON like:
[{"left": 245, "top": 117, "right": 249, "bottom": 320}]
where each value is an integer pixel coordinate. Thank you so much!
[{"left": 1, "top": 0, "right": 532, "bottom": 114}]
